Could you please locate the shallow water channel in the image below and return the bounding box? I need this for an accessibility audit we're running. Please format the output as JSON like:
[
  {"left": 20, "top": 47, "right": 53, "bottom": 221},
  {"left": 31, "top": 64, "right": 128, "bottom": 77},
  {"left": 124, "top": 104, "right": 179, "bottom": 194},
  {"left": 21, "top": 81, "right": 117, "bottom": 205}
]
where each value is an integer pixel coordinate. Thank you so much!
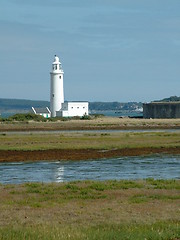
[{"left": 0, "top": 155, "right": 179, "bottom": 184}]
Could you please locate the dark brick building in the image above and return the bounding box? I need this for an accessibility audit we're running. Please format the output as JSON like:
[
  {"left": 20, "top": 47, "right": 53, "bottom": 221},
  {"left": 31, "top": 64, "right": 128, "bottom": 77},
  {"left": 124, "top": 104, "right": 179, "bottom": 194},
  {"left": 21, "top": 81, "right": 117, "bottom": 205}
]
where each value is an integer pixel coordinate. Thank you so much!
[{"left": 143, "top": 102, "right": 180, "bottom": 119}]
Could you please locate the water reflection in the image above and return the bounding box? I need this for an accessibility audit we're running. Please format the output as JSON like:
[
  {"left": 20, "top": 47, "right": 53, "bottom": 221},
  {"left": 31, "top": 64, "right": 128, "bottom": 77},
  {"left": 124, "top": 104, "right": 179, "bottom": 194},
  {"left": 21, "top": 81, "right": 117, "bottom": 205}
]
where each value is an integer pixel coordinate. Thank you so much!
[
  {"left": 0, "top": 155, "right": 179, "bottom": 184},
  {"left": 55, "top": 166, "right": 64, "bottom": 182}
]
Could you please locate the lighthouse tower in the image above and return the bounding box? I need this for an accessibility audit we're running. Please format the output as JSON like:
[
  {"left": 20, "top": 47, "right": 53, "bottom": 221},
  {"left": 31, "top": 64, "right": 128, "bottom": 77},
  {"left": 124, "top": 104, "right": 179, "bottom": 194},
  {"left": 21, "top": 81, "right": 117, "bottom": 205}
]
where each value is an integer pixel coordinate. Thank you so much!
[{"left": 50, "top": 55, "right": 64, "bottom": 117}]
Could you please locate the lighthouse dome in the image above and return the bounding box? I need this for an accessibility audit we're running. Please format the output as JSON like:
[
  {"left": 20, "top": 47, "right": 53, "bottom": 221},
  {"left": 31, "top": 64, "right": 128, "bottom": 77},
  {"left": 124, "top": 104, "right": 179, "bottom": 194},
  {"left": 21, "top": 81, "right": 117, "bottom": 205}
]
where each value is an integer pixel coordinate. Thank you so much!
[
  {"left": 54, "top": 55, "right": 60, "bottom": 63},
  {"left": 53, "top": 55, "right": 61, "bottom": 65}
]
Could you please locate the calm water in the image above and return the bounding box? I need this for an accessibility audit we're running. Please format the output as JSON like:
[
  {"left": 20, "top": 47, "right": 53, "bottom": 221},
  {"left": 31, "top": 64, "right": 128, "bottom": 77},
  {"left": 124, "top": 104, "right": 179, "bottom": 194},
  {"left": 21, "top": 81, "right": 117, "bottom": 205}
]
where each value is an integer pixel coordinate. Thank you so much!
[
  {"left": 1, "top": 110, "right": 142, "bottom": 118},
  {"left": 3, "top": 129, "right": 180, "bottom": 135},
  {"left": 0, "top": 155, "right": 179, "bottom": 184},
  {"left": 90, "top": 110, "right": 143, "bottom": 117}
]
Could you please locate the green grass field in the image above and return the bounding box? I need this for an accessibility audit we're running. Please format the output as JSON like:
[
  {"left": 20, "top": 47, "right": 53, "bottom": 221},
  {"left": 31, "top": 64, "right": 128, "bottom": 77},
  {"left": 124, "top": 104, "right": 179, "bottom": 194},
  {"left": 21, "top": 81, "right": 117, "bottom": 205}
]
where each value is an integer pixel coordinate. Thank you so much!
[{"left": 0, "top": 180, "right": 179, "bottom": 239}]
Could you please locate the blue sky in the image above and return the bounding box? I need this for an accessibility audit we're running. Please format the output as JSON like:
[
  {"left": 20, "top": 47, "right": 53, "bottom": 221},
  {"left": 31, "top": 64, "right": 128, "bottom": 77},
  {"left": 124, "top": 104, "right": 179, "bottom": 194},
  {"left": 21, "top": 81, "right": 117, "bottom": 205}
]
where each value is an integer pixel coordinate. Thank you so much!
[{"left": 0, "top": 0, "right": 180, "bottom": 102}]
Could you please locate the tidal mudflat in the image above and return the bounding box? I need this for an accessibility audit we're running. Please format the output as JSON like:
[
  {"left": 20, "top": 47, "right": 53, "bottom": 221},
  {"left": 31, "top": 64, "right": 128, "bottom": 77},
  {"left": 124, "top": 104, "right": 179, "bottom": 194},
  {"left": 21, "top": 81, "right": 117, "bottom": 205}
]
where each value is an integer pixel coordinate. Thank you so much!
[{"left": 0, "top": 131, "right": 180, "bottom": 162}]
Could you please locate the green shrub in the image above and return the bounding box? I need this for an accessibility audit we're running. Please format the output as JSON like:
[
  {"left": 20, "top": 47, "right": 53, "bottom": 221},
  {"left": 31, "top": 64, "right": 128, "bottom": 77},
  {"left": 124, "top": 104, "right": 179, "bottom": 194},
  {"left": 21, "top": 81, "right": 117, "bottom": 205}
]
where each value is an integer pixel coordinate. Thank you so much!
[
  {"left": 48, "top": 116, "right": 70, "bottom": 122},
  {"left": 90, "top": 113, "right": 105, "bottom": 118},
  {"left": 81, "top": 115, "right": 91, "bottom": 120},
  {"left": 71, "top": 116, "right": 81, "bottom": 120},
  {"left": 6, "top": 113, "right": 47, "bottom": 122}
]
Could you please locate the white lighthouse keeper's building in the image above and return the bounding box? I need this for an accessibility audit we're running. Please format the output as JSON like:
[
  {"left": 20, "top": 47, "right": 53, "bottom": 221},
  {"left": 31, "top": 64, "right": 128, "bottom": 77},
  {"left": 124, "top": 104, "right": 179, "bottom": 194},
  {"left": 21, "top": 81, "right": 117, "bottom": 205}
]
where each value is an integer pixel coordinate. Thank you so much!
[
  {"left": 50, "top": 55, "right": 88, "bottom": 117},
  {"left": 50, "top": 55, "right": 64, "bottom": 117}
]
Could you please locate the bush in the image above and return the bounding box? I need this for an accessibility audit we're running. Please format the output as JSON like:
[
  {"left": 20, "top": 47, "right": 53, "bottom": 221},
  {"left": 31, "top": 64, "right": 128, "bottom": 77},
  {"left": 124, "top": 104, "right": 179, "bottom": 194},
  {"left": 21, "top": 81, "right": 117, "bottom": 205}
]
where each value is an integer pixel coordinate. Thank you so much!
[
  {"left": 48, "top": 116, "right": 71, "bottom": 122},
  {"left": 2, "top": 113, "right": 47, "bottom": 122},
  {"left": 71, "top": 116, "right": 81, "bottom": 120},
  {"left": 81, "top": 115, "right": 91, "bottom": 120},
  {"left": 90, "top": 114, "right": 104, "bottom": 118}
]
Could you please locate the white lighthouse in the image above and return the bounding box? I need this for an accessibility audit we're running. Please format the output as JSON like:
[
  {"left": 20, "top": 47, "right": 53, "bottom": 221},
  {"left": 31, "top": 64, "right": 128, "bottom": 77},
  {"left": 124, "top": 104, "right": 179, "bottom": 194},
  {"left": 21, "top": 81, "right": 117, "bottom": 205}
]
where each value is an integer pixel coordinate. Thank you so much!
[{"left": 50, "top": 55, "right": 64, "bottom": 117}]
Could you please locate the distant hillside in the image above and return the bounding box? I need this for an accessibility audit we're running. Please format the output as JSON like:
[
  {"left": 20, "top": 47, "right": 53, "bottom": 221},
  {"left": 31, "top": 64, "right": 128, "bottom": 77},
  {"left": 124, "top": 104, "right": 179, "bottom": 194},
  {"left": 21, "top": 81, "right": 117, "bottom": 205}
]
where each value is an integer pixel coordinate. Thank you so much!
[
  {"left": 0, "top": 98, "right": 142, "bottom": 114},
  {"left": 0, "top": 98, "right": 50, "bottom": 113},
  {"left": 155, "top": 96, "right": 180, "bottom": 102},
  {"left": 89, "top": 102, "right": 142, "bottom": 111}
]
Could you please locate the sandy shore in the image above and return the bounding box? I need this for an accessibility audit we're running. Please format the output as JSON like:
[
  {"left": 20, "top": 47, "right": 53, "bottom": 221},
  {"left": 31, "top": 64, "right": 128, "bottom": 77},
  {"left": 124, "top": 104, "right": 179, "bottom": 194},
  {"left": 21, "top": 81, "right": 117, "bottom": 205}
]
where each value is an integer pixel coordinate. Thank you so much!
[{"left": 0, "top": 147, "right": 179, "bottom": 162}]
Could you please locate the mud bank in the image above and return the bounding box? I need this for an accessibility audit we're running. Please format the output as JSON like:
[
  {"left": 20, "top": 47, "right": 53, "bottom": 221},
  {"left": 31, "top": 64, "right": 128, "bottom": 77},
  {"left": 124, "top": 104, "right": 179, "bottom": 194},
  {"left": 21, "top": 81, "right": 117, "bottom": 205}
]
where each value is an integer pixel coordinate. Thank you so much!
[{"left": 0, "top": 147, "right": 179, "bottom": 162}]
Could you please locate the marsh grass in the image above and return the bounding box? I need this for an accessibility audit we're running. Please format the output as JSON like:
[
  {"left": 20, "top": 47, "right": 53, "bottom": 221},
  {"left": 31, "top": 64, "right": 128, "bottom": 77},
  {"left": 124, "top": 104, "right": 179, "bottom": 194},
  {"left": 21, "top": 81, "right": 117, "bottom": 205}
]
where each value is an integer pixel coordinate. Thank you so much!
[
  {"left": 22, "top": 180, "right": 144, "bottom": 203},
  {"left": 146, "top": 178, "right": 180, "bottom": 189},
  {"left": 0, "top": 180, "right": 179, "bottom": 239},
  {"left": 0, "top": 221, "right": 179, "bottom": 240},
  {"left": 0, "top": 132, "right": 180, "bottom": 151},
  {"left": 25, "top": 180, "right": 145, "bottom": 194},
  {"left": 129, "top": 194, "right": 180, "bottom": 204},
  {"left": 1, "top": 179, "right": 179, "bottom": 208}
]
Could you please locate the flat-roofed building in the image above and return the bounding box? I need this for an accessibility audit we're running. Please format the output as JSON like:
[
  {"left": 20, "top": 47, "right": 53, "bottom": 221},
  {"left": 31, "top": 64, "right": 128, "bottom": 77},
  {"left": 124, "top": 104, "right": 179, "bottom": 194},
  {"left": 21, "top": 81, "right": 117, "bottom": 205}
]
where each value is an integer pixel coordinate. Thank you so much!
[
  {"left": 143, "top": 102, "right": 180, "bottom": 119},
  {"left": 56, "top": 102, "right": 88, "bottom": 117}
]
